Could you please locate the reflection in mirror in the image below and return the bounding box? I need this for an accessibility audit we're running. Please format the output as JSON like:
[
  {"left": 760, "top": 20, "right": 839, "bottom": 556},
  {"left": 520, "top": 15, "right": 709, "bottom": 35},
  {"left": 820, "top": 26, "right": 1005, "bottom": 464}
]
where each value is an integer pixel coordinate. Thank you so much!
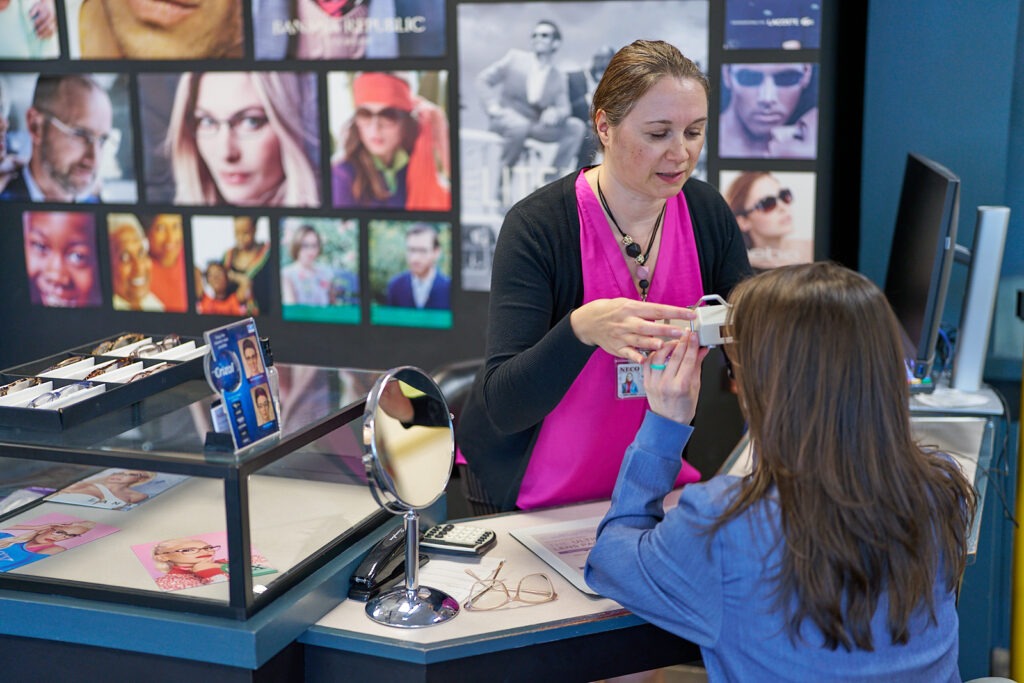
[{"left": 362, "top": 366, "right": 457, "bottom": 627}]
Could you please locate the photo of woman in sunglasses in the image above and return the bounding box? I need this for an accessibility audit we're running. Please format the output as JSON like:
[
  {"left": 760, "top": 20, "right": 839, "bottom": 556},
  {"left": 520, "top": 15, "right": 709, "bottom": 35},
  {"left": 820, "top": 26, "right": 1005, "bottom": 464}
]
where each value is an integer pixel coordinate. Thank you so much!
[
  {"left": 328, "top": 70, "right": 450, "bottom": 211},
  {"left": 719, "top": 62, "right": 818, "bottom": 159},
  {"left": 722, "top": 170, "right": 815, "bottom": 271}
]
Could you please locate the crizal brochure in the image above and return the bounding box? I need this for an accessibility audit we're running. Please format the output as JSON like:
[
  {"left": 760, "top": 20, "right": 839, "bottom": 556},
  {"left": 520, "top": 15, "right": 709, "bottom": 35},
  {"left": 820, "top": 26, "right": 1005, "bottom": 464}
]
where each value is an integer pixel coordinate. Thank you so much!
[{"left": 203, "top": 318, "right": 280, "bottom": 451}]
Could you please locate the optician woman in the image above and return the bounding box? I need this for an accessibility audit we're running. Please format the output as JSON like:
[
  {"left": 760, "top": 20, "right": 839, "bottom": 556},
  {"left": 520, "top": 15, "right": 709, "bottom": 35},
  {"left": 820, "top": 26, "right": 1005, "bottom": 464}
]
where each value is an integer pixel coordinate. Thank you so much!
[
  {"left": 587, "top": 262, "right": 975, "bottom": 682},
  {"left": 457, "top": 40, "right": 751, "bottom": 512},
  {"left": 331, "top": 71, "right": 450, "bottom": 211},
  {"left": 167, "top": 71, "right": 320, "bottom": 207}
]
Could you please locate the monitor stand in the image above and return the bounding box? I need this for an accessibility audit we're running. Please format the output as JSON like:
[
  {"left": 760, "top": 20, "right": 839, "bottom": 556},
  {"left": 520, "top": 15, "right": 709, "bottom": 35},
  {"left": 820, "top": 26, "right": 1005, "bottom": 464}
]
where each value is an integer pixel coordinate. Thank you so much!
[{"left": 910, "top": 375, "right": 1004, "bottom": 416}]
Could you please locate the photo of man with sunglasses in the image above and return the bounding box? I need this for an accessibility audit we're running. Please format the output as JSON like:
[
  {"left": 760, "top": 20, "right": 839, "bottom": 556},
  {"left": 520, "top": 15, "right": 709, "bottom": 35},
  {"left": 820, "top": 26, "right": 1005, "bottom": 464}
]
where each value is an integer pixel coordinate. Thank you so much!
[
  {"left": 0, "top": 73, "right": 126, "bottom": 203},
  {"left": 475, "top": 19, "right": 585, "bottom": 187},
  {"left": 719, "top": 62, "right": 818, "bottom": 159}
]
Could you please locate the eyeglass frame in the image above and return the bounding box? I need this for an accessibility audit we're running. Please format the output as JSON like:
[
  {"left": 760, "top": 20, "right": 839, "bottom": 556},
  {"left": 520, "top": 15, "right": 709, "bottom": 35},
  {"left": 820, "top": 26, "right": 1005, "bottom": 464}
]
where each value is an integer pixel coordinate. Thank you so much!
[
  {"left": 160, "top": 544, "right": 221, "bottom": 555},
  {"left": 37, "top": 108, "right": 122, "bottom": 151},
  {"left": 735, "top": 188, "right": 794, "bottom": 217},
  {"left": 129, "top": 334, "right": 183, "bottom": 360},
  {"left": 192, "top": 108, "right": 272, "bottom": 139},
  {"left": 84, "top": 357, "right": 135, "bottom": 379},
  {"left": 28, "top": 381, "right": 95, "bottom": 408},
  {"left": 48, "top": 528, "right": 84, "bottom": 539},
  {"left": 0, "top": 377, "right": 42, "bottom": 396},
  {"left": 463, "top": 563, "right": 557, "bottom": 611},
  {"left": 127, "top": 362, "right": 171, "bottom": 383},
  {"left": 92, "top": 333, "right": 147, "bottom": 355}
]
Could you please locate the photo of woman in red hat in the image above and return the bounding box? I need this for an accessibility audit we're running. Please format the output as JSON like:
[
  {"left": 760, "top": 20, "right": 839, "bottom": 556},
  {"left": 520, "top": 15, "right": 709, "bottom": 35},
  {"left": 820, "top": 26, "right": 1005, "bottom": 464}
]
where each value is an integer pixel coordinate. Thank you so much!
[{"left": 329, "top": 70, "right": 450, "bottom": 212}]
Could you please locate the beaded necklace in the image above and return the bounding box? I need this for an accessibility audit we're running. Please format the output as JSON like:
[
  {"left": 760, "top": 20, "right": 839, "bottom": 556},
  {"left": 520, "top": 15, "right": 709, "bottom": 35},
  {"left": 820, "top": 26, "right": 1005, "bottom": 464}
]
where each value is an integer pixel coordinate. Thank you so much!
[{"left": 596, "top": 175, "right": 666, "bottom": 301}]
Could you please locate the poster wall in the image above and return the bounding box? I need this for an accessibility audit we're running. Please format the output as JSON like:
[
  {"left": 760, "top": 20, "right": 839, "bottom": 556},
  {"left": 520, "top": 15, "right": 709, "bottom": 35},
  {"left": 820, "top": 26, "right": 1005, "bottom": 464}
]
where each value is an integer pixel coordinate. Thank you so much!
[{"left": 0, "top": 0, "right": 833, "bottom": 372}]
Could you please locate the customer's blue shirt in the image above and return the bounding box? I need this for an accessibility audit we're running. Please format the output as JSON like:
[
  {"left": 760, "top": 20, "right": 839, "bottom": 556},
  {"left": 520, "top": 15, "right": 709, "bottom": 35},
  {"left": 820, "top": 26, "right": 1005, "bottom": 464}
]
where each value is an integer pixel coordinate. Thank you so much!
[{"left": 585, "top": 411, "right": 960, "bottom": 682}]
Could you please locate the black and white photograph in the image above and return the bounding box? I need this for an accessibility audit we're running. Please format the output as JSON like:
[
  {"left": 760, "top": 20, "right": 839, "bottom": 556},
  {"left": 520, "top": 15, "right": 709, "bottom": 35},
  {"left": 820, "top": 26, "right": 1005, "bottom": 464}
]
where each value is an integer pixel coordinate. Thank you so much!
[{"left": 457, "top": 0, "right": 708, "bottom": 291}]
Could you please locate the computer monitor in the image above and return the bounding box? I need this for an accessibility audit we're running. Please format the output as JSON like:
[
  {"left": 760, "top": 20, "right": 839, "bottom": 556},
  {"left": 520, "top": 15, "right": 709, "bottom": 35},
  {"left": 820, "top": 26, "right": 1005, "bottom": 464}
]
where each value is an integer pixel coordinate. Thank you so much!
[{"left": 882, "top": 153, "right": 961, "bottom": 390}]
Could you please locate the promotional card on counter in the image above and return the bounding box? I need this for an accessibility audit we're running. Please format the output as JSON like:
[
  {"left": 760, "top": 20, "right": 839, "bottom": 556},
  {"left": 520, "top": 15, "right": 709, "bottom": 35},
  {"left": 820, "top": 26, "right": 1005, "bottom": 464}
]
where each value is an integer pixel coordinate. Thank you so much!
[{"left": 203, "top": 318, "right": 280, "bottom": 451}]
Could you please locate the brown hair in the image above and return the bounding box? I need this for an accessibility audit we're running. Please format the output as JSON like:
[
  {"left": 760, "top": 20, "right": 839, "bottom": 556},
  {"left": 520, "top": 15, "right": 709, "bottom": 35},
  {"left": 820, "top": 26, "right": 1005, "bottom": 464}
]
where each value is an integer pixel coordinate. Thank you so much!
[
  {"left": 591, "top": 40, "right": 709, "bottom": 145},
  {"left": 724, "top": 171, "right": 770, "bottom": 249},
  {"left": 343, "top": 74, "right": 420, "bottom": 205},
  {"left": 715, "top": 262, "right": 975, "bottom": 651},
  {"left": 289, "top": 225, "right": 321, "bottom": 261}
]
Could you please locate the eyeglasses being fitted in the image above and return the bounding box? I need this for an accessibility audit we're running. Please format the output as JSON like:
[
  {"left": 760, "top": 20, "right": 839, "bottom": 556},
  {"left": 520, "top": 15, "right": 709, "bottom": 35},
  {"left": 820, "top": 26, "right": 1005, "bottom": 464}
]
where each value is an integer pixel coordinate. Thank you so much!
[
  {"left": 39, "top": 109, "right": 122, "bottom": 151},
  {"left": 164, "top": 544, "right": 220, "bottom": 555},
  {"left": 464, "top": 562, "right": 557, "bottom": 611},
  {"left": 354, "top": 107, "right": 407, "bottom": 126},
  {"left": 732, "top": 68, "right": 805, "bottom": 88},
  {"left": 736, "top": 188, "right": 793, "bottom": 217},
  {"left": 193, "top": 109, "right": 271, "bottom": 138}
]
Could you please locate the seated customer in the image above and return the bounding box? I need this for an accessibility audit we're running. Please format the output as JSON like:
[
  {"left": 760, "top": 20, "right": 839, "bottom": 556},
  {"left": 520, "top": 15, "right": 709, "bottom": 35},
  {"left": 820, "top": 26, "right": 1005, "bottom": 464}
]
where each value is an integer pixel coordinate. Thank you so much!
[{"left": 586, "top": 262, "right": 975, "bottom": 681}]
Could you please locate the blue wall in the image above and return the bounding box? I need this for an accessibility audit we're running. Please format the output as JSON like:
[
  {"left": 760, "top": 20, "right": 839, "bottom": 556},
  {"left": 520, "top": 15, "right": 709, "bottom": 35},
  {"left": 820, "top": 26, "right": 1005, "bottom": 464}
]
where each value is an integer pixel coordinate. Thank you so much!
[{"left": 860, "top": 0, "right": 1023, "bottom": 378}]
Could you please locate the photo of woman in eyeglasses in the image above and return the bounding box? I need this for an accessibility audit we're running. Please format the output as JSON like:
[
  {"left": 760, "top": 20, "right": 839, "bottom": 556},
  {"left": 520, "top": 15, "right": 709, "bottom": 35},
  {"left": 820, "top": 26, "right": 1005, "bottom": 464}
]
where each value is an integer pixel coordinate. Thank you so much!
[
  {"left": 135, "top": 532, "right": 276, "bottom": 592},
  {"left": 150, "top": 537, "right": 229, "bottom": 591},
  {"left": 0, "top": 517, "right": 98, "bottom": 571},
  {"left": 329, "top": 70, "right": 450, "bottom": 211},
  {"left": 148, "top": 71, "right": 320, "bottom": 207},
  {"left": 722, "top": 170, "right": 815, "bottom": 271}
]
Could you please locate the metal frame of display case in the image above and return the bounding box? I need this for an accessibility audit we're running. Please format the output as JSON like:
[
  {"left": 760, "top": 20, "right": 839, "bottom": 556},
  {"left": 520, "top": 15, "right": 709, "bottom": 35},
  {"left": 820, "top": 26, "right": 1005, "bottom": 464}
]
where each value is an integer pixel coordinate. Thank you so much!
[{"left": 0, "top": 364, "right": 388, "bottom": 619}]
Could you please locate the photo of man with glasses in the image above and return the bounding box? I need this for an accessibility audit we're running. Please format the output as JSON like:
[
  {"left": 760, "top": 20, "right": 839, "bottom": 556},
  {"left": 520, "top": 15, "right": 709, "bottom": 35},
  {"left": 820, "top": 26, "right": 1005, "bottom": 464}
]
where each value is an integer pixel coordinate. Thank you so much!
[
  {"left": 252, "top": 385, "right": 275, "bottom": 426},
  {"left": 0, "top": 75, "right": 134, "bottom": 204},
  {"left": 0, "top": 73, "right": 130, "bottom": 203},
  {"left": 385, "top": 222, "right": 450, "bottom": 310},
  {"left": 239, "top": 336, "right": 264, "bottom": 379},
  {"left": 719, "top": 62, "right": 818, "bottom": 159}
]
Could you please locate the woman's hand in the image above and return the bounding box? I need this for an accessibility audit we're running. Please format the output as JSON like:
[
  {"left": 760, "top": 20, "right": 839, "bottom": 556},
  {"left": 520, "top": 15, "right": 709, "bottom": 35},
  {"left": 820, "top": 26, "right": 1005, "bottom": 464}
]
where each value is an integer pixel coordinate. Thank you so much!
[
  {"left": 378, "top": 380, "right": 415, "bottom": 423},
  {"left": 570, "top": 298, "right": 698, "bottom": 364},
  {"left": 643, "top": 331, "right": 707, "bottom": 425},
  {"left": 30, "top": 0, "right": 57, "bottom": 40}
]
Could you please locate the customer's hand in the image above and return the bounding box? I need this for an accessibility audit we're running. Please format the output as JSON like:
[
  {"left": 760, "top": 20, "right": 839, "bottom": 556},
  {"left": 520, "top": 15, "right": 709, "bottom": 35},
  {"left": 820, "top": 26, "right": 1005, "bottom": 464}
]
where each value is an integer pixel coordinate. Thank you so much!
[
  {"left": 643, "top": 331, "right": 707, "bottom": 425},
  {"left": 570, "top": 298, "right": 697, "bottom": 364}
]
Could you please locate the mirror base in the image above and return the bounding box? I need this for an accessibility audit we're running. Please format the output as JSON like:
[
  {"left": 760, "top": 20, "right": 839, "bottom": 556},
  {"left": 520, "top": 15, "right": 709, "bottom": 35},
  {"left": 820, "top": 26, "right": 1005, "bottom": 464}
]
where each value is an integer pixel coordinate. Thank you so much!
[{"left": 365, "top": 586, "right": 459, "bottom": 628}]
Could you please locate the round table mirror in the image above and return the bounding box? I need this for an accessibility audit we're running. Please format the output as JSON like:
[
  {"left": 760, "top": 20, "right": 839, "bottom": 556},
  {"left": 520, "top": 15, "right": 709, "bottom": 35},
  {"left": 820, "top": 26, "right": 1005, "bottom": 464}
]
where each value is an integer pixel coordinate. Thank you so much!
[{"left": 361, "top": 366, "right": 458, "bottom": 627}]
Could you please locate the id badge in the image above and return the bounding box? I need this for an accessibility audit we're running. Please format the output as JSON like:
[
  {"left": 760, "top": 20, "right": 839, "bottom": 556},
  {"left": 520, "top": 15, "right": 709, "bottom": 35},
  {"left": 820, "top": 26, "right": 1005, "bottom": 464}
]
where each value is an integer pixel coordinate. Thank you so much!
[{"left": 615, "top": 361, "right": 645, "bottom": 399}]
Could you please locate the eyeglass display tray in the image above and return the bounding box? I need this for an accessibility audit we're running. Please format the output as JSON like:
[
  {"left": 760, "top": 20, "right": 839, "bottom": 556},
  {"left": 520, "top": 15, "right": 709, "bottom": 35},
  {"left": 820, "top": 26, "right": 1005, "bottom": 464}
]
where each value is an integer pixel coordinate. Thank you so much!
[
  {"left": 0, "top": 364, "right": 388, "bottom": 620},
  {"left": 0, "top": 332, "right": 207, "bottom": 432}
]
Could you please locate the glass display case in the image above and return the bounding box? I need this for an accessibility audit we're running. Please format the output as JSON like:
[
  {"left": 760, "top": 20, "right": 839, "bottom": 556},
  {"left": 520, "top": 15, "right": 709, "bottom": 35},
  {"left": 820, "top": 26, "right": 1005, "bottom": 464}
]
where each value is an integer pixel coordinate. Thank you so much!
[{"left": 0, "top": 363, "right": 387, "bottom": 619}]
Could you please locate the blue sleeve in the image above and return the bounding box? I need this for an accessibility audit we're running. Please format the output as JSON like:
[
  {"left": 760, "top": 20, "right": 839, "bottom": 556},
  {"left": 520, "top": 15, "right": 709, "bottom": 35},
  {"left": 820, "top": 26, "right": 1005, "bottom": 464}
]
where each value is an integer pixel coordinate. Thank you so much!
[{"left": 585, "top": 411, "right": 724, "bottom": 647}]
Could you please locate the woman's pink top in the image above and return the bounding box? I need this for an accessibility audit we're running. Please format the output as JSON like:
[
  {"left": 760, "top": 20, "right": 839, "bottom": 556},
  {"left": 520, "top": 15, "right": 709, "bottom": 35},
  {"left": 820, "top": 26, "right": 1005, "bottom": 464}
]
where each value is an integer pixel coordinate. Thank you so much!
[{"left": 515, "top": 171, "right": 705, "bottom": 509}]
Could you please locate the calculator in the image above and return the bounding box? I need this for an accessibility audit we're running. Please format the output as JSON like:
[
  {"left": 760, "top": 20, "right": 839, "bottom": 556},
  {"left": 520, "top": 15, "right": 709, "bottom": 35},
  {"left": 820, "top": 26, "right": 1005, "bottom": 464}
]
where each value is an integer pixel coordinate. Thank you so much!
[{"left": 421, "top": 523, "right": 497, "bottom": 555}]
